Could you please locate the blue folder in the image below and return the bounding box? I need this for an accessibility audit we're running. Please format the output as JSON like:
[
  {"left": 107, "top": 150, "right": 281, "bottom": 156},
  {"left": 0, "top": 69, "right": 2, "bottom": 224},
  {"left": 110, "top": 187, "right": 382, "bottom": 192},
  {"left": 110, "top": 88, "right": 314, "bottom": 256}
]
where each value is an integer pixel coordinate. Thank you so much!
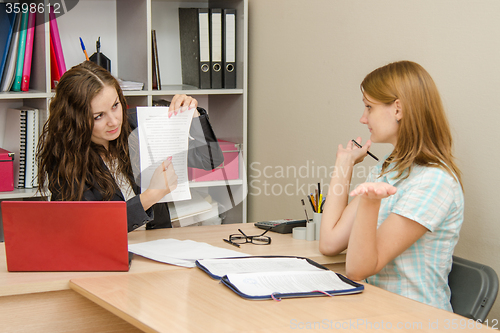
[
  {"left": 0, "top": 6, "right": 17, "bottom": 84},
  {"left": 196, "top": 255, "right": 364, "bottom": 300}
]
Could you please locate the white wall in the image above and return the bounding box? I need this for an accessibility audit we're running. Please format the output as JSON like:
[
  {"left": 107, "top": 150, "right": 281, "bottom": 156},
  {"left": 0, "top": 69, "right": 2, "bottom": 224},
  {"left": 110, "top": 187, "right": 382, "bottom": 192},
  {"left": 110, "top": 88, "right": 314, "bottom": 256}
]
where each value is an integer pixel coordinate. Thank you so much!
[{"left": 248, "top": 0, "right": 500, "bottom": 319}]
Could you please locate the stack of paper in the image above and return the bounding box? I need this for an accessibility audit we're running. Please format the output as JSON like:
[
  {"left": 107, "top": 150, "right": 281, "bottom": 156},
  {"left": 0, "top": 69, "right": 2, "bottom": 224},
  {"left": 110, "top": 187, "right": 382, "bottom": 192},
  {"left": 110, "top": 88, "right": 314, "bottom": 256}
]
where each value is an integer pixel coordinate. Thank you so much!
[
  {"left": 168, "top": 191, "right": 212, "bottom": 221},
  {"left": 128, "top": 239, "right": 248, "bottom": 267},
  {"left": 117, "top": 78, "right": 144, "bottom": 91}
]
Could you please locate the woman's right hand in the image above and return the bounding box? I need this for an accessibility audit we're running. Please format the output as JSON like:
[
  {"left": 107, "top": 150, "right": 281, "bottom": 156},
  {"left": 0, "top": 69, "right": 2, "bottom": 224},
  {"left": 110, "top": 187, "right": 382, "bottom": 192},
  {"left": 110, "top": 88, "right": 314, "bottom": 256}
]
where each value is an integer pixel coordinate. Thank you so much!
[
  {"left": 140, "top": 157, "right": 178, "bottom": 210},
  {"left": 336, "top": 137, "right": 372, "bottom": 165},
  {"left": 149, "top": 157, "right": 178, "bottom": 197}
]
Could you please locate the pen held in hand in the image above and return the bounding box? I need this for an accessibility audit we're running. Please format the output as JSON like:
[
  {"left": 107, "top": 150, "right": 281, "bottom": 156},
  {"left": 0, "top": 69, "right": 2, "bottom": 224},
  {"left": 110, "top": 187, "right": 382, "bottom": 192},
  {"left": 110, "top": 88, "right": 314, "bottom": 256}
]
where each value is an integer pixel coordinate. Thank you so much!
[{"left": 351, "top": 139, "right": 379, "bottom": 161}]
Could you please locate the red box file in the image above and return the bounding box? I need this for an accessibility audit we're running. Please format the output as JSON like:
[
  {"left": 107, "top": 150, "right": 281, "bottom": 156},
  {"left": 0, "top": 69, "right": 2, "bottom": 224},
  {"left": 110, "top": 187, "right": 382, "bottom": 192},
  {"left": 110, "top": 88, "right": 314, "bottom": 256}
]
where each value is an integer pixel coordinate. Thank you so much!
[
  {"left": 188, "top": 140, "right": 240, "bottom": 182},
  {"left": 0, "top": 148, "right": 14, "bottom": 192}
]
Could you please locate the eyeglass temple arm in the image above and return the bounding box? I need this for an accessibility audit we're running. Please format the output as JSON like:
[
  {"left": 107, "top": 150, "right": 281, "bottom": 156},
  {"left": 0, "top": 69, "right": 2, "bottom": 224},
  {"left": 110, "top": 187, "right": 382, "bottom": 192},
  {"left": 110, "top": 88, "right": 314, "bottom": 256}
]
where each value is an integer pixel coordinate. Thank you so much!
[
  {"left": 238, "top": 228, "right": 248, "bottom": 237},
  {"left": 237, "top": 228, "right": 270, "bottom": 238},
  {"left": 258, "top": 229, "right": 270, "bottom": 236}
]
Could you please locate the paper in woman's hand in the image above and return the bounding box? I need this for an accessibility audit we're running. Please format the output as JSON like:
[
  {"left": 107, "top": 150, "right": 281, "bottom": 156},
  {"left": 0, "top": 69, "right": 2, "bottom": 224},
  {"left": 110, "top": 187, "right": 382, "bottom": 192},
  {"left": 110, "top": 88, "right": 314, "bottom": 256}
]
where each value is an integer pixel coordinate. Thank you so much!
[{"left": 136, "top": 106, "right": 195, "bottom": 202}]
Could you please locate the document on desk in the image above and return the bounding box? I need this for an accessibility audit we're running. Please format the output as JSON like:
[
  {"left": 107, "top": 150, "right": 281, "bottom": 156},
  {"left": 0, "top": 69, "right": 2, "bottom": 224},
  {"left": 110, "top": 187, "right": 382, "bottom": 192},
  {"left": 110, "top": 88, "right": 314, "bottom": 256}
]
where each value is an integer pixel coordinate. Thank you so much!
[
  {"left": 224, "top": 270, "right": 358, "bottom": 298},
  {"left": 137, "top": 106, "right": 195, "bottom": 202},
  {"left": 196, "top": 257, "right": 325, "bottom": 279},
  {"left": 128, "top": 239, "right": 248, "bottom": 268},
  {"left": 196, "top": 256, "right": 364, "bottom": 300}
]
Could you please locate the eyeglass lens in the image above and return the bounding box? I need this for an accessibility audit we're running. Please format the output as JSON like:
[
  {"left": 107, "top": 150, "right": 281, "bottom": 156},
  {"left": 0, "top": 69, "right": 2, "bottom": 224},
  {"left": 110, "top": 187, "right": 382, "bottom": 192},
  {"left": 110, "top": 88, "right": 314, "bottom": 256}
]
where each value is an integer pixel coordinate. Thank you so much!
[{"left": 229, "top": 229, "right": 271, "bottom": 245}]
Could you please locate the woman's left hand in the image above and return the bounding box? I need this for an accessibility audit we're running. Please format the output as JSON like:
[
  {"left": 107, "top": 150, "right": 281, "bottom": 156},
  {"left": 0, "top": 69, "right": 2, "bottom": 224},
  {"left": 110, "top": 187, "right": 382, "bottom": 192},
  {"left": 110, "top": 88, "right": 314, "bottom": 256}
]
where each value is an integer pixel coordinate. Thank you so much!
[
  {"left": 349, "top": 182, "right": 397, "bottom": 200},
  {"left": 168, "top": 94, "right": 200, "bottom": 118}
]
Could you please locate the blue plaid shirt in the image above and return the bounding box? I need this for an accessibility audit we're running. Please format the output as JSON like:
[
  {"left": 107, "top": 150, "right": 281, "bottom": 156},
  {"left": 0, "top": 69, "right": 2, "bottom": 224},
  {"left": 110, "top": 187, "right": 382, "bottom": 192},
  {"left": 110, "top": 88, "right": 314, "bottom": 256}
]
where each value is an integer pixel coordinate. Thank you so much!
[{"left": 364, "top": 161, "right": 464, "bottom": 311}]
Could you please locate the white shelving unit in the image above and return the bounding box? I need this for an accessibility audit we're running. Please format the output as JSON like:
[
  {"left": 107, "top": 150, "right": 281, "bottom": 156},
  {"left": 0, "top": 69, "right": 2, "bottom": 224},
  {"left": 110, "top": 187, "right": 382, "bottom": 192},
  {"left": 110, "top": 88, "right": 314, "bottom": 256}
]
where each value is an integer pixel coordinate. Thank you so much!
[{"left": 0, "top": 0, "right": 248, "bottom": 224}]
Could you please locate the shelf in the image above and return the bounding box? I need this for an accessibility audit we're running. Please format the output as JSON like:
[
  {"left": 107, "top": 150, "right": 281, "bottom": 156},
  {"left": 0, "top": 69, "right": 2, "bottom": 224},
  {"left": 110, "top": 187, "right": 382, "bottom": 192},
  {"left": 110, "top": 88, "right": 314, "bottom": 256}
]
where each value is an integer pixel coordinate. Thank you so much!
[
  {"left": 189, "top": 179, "right": 243, "bottom": 188},
  {"left": 0, "top": 91, "right": 50, "bottom": 100},
  {"left": 149, "top": 87, "right": 244, "bottom": 96},
  {"left": 0, "top": 0, "right": 248, "bottom": 223},
  {"left": 0, "top": 180, "right": 244, "bottom": 199},
  {"left": 122, "top": 90, "right": 151, "bottom": 97},
  {"left": 0, "top": 189, "right": 41, "bottom": 200}
]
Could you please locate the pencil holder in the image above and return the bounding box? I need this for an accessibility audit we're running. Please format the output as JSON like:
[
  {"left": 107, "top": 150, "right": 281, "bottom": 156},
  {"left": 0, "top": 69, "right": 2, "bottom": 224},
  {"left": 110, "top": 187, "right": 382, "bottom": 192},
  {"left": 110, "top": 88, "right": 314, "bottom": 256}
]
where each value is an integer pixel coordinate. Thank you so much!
[
  {"left": 313, "top": 212, "right": 322, "bottom": 241},
  {"left": 306, "top": 222, "right": 315, "bottom": 241}
]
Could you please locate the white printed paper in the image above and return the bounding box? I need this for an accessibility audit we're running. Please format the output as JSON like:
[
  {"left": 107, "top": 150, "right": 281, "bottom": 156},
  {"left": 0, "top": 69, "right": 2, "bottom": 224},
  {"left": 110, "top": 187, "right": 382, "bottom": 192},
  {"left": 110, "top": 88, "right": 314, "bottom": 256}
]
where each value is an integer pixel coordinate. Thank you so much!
[
  {"left": 197, "top": 257, "right": 324, "bottom": 278},
  {"left": 226, "top": 270, "right": 355, "bottom": 297},
  {"left": 136, "top": 106, "right": 195, "bottom": 202},
  {"left": 128, "top": 239, "right": 248, "bottom": 268}
]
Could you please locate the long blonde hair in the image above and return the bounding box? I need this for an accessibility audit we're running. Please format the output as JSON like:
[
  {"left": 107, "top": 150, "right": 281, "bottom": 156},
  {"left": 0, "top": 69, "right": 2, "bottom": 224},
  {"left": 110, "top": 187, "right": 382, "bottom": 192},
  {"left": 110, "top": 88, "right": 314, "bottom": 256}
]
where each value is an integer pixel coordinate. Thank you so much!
[{"left": 360, "top": 61, "right": 462, "bottom": 187}]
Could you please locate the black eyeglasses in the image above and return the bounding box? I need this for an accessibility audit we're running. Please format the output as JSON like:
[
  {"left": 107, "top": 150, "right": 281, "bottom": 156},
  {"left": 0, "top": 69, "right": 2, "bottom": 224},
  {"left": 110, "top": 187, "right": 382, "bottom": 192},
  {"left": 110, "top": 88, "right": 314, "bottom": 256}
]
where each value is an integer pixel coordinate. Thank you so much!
[{"left": 229, "top": 228, "right": 272, "bottom": 245}]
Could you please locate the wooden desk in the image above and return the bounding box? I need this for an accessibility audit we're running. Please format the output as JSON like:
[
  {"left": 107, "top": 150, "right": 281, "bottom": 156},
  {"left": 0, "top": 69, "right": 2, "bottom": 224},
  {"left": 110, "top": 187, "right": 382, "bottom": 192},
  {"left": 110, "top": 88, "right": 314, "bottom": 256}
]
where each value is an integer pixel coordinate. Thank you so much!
[
  {"left": 0, "top": 223, "right": 344, "bottom": 332},
  {"left": 0, "top": 223, "right": 344, "bottom": 297},
  {"left": 69, "top": 268, "right": 495, "bottom": 333}
]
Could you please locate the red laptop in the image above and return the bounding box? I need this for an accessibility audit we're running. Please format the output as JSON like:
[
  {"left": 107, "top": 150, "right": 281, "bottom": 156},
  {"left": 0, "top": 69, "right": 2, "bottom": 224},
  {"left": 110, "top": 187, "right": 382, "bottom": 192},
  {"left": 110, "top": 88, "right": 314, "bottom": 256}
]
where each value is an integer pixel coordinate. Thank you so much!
[{"left": 1, "top": 201, "right": 130, "bottom": 272}]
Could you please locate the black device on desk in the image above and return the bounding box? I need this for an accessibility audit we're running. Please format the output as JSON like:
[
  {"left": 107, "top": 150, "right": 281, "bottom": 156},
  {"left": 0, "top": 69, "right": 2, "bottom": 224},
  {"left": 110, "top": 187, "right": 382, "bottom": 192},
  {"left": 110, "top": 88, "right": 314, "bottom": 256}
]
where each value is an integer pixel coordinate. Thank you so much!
[{"left": 254, "top": 219, "right": 307, "bottom": 234}]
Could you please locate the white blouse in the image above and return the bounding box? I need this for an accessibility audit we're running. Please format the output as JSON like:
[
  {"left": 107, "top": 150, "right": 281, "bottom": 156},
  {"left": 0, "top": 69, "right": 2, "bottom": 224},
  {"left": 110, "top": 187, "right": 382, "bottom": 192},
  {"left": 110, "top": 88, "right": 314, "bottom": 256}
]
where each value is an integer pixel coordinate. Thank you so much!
[{"left": 104, "top": 158, "right": 135, "bottom": 201}]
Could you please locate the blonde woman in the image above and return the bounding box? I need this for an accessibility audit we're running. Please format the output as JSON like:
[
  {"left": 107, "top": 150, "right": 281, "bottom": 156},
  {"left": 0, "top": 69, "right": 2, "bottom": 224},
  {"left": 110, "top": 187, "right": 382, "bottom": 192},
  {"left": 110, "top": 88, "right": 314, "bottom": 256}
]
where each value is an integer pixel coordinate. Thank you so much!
[{"left": 319, "top": 61, "right": 463, "bottom": 311}]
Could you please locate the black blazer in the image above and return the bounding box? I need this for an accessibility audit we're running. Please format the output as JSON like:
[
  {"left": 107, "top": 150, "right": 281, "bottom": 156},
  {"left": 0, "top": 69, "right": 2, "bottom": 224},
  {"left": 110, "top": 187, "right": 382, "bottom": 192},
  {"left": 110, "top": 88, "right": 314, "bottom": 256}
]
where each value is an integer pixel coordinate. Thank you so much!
[{"left": 51, "top": 107, "right": 224, "bottom": 232}]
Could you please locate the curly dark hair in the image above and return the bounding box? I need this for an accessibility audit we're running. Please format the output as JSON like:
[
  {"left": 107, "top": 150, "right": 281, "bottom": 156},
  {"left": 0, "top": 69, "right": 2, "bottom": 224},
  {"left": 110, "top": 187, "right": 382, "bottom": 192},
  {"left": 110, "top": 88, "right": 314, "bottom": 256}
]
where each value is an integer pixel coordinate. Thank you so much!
[{"left": 37, "top": 61, "right": 132, "bottom": 200}]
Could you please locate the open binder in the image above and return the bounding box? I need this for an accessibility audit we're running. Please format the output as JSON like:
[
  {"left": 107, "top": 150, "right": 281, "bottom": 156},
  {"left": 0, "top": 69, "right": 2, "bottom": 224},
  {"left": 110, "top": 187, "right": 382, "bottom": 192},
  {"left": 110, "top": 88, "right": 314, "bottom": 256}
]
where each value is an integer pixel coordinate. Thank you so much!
[{"left": 196, "top": 256, "right": 364, "bottom": 300}]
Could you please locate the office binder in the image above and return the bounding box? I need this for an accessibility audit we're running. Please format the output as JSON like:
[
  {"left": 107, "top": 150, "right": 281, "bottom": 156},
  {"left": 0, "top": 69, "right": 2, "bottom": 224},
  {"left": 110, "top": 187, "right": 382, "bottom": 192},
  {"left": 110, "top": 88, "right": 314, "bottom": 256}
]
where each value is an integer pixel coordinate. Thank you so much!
[
  {"left": 50, "top": 37, "right": 60, "bottom": 89},
  {"left": 196, "top": 256, "right": 364, "bottom": 300},
  {"left": 11, "top": 11, "right": 29, "bottom": 92},
  {"left": 21, "top": 12, "right": 36, "bottom": 92},
  {"left": 0, "top": 7, "right": 16, "bottom": 85},
  {"left": 179, "top": 8, "right": 211, "bottom": 89},
  {"left": 152, "top": 30, "right": 161, "bottom": 90},
  {"left": 0, "top": 13, "right": 20, "bottom": 92},
  {"left": 210, "top": 8, "right": 223, "bottom": 89},
  {"left": 223, "top": 9, "right": 236, "bottom": 89},
  {"left": 24, "top": 109, "right": 39, "bottom": 188},
  {"left": 49, "top": 10, "right": 66, "bottom": 79},
  {"left": 3, "top": 109, "right": 29, "bottom": 188}
]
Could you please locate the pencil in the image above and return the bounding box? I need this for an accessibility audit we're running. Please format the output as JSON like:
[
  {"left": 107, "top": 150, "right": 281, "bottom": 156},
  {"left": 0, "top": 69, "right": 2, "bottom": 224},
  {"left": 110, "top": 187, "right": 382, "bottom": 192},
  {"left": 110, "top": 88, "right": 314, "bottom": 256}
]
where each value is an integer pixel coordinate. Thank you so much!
[
  {"left": 317, "top": 183, "right": 321, "bottom": 213},
  {"left": 315, "top": 189, "right": 319, "bottom": 213},
  {"left": 301, "top": 199, "right": 310, "bottom": 222},
  {"left": 308, "top": 194, "right": 316, "bottom": 212},
  {"left": 223, "top": 238, "right": 240, "bottom": 248},
  {"left": 319, "top": 197, "right": 325, "bottom": 213},
  {"left": 351, "top": 139, "right": 379, "bottom": 161}
]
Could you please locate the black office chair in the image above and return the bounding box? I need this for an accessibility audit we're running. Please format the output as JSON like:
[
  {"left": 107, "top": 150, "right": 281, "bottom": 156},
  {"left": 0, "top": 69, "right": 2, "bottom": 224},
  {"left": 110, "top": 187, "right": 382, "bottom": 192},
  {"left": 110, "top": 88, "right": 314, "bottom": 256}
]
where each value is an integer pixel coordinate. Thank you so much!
[{"left": 448, "top": 255, "right": 499, "bottom": 322}]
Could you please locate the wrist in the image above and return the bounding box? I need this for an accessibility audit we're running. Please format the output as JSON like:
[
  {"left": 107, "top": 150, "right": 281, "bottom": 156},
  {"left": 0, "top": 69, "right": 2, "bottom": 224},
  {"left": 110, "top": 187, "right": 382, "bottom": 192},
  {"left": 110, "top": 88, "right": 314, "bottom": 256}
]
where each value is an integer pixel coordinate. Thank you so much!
[
  {"left": 358, "top": 195, "right": 382, "bottom": 207},
  {"left": 335, "top": 154, "right": 355, "bottom": 168},
  {"left": 140, "top": 189, "right": 161, "bottom": 211},
  {"left": 333, "top": 157, "right": 355, "bottom": 180}
]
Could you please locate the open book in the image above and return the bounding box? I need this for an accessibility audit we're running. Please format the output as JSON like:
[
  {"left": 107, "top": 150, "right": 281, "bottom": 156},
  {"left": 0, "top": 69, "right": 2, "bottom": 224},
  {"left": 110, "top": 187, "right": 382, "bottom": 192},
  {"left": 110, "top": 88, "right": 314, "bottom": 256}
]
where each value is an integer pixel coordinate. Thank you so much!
[{"left": 196, "top": 256, "right": 364, "bottom": 300}]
